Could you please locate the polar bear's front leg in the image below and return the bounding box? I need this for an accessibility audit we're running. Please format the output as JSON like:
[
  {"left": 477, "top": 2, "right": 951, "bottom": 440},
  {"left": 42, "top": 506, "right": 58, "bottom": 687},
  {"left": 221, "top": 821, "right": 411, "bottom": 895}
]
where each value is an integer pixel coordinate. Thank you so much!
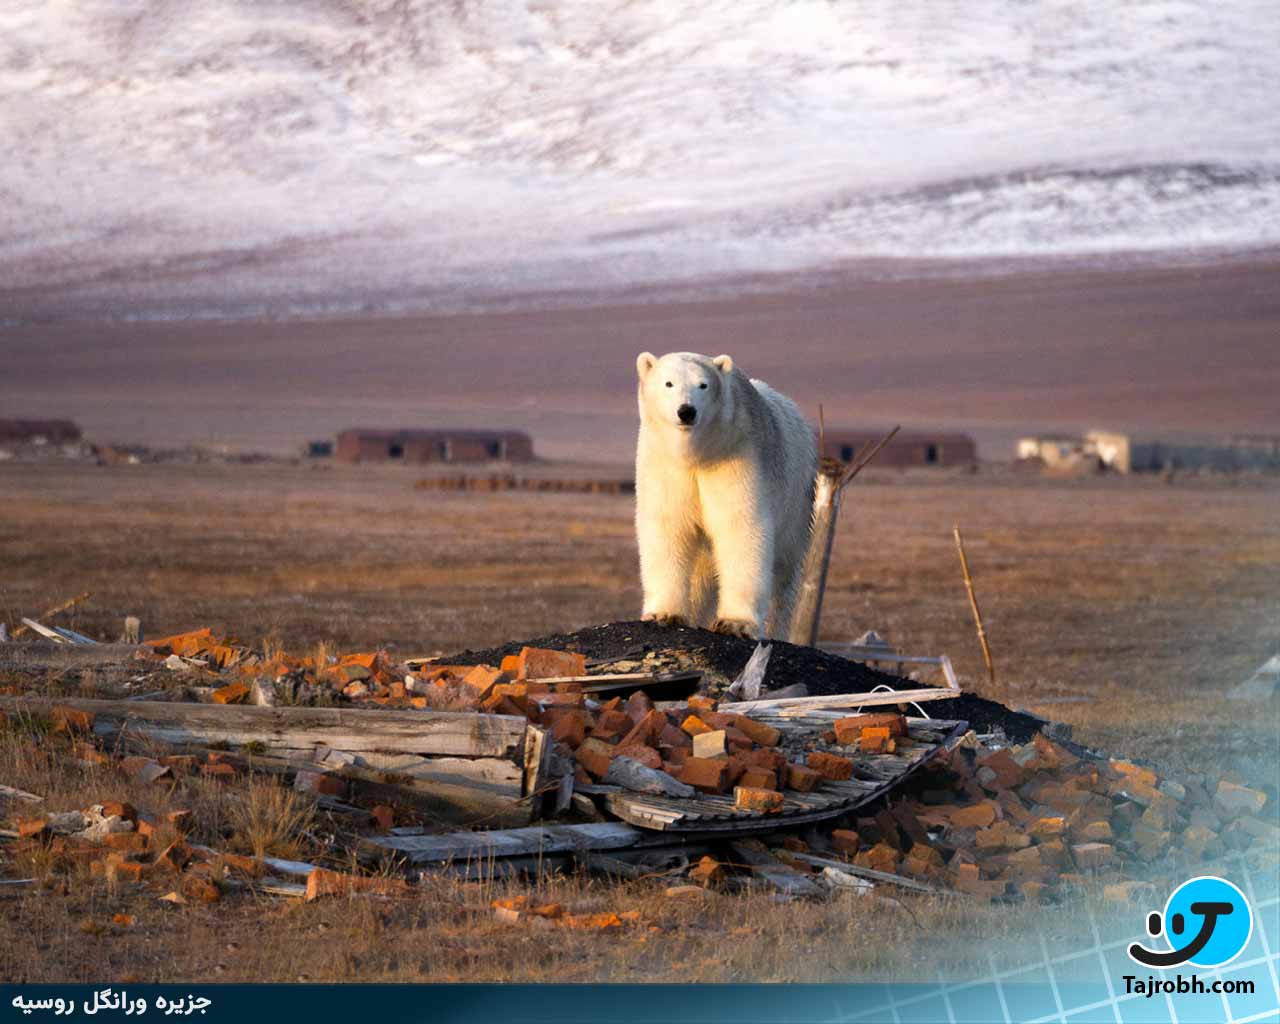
[
  {"left": 698, "top": 464, "right": 772, "bottom": 639},
  {"left": 636, "top": 486, "right": 703, "bottom": 627}
]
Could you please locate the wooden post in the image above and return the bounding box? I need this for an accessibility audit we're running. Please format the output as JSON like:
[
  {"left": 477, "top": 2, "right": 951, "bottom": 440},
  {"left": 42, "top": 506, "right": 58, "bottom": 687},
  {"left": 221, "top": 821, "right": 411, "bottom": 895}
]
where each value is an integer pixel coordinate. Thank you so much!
[
  {"left": 11, "top": 591, "right": 91, "bottom": 638},
  {"left": 952, "top": 525, "right": 996, "bottom": 686},
  {"left": 788, "top": 458, "right": 845, "bottom": 647}
]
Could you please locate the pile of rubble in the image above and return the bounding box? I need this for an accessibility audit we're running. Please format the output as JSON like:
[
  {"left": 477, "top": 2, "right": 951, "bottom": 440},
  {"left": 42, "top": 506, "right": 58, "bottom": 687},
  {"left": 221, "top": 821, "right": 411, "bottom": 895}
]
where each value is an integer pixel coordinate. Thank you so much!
[{"left": 2, "top": 624, "right": 1276, "bottom": 911}]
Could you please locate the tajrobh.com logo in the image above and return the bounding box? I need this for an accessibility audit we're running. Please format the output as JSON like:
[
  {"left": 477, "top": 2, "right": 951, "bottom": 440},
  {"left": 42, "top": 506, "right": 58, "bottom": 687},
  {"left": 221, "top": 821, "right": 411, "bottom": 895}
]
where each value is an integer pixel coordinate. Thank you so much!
[{"left": 1124, "top": 875, "right": 1256, "bottom": 999}]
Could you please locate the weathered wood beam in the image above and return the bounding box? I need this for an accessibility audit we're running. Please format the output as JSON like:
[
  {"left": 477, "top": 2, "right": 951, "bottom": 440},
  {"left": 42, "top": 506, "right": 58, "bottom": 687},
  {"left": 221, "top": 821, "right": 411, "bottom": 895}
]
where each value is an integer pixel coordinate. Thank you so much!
[
  {"left": 731, "top": 687, "right": 958, "bottom": 715},
  {"left": 0, "top": 694, "right": 526, "bottom": 759}
]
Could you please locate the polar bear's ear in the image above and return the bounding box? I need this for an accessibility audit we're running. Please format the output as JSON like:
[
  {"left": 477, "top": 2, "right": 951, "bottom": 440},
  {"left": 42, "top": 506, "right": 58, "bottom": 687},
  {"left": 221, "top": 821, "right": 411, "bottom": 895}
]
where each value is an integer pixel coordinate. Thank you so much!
[
  {"left": 636, "top": 352, "right": 657, "bottom": 379},
  {"left": 712, "top": 354, "right": 734, "bottom": 374}
]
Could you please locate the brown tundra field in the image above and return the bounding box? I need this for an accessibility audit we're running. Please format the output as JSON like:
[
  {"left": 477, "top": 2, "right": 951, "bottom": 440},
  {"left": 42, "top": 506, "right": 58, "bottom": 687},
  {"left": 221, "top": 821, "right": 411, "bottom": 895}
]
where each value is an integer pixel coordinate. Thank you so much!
[{"left": 1, "top": 458, "right": 1277, "bottom": 983}]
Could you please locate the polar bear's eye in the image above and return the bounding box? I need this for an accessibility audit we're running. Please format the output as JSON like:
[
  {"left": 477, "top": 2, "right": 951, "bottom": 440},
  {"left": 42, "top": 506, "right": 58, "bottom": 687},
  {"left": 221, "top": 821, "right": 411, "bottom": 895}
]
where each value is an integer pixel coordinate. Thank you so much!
[
  {"left": 665, "top": 381, "right": 673, "bottom": 388},
  {"left": 698, "top": 383, "right": 708, "bottom": 389}
]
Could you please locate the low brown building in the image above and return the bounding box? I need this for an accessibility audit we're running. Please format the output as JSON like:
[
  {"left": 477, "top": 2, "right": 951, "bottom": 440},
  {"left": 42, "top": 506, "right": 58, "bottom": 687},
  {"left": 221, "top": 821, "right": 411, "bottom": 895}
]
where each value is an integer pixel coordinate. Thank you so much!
[
  {"left": 0, "top": 418, "right": 82, "bottom": 444},
  {"left": 335, "top": 429, "right": 534, "bottom": 464},
  {"left": 821, "top": 430, "right": 976, "bottom": 469}
]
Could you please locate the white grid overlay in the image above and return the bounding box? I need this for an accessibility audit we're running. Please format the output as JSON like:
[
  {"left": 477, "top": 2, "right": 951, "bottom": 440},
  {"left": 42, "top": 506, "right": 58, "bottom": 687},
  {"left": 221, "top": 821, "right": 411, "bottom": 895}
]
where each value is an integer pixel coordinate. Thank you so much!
[{"left": 824, "top": 852, "right": 1279, "bottom": 1024}]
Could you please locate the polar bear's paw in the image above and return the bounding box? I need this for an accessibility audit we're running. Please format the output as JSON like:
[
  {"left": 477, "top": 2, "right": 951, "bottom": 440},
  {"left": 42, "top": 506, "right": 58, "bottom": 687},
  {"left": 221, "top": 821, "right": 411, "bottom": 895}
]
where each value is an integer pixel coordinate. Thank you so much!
[
  {"left": 711, "top": 617, "right": 758, "bottom": 639},
  {"left": 643, "top": 611, "right": 689, "bottom": 627}
]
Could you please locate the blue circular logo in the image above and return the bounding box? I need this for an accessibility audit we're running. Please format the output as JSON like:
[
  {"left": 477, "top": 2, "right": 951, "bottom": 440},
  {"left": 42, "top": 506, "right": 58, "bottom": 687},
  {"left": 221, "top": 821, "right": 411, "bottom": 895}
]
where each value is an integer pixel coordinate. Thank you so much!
[{"left": 1162, "top": 876, "right": 1253, "bottom": 968}]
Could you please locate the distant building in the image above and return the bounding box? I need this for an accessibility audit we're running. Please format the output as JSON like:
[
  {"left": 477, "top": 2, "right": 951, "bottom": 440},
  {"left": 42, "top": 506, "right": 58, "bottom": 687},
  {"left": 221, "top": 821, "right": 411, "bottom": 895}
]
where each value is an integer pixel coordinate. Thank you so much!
[
  {"left": 304, "top": 440, "right": 334, "bottom": 458},
  {"left": 821, "top": 430, "right": 977, "bottom": 469},
  {"left": 335, "top": 429, "right": 534, "bottom": 464},
  {"left": 1016, "top": 430, "right": 1280, "bottom": 474},
  {"left": 0, "top": 419, "right": 82, "bottom": 445}
]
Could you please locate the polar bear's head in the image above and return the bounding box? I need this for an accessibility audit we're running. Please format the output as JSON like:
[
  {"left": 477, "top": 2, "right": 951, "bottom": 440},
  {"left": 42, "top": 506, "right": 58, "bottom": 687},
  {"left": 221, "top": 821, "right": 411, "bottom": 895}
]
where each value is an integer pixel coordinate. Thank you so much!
[{"left": 636, "top": 351, "right": 736, "bottom": 451}]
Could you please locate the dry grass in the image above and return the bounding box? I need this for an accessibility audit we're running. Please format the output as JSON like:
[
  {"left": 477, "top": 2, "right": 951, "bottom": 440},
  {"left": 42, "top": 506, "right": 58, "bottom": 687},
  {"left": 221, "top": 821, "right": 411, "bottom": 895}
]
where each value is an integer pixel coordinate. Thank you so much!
[
  {"left": 227, "top": 777, "right": 316, "bottom": 863},
  {"left": 1, "top": 460, "right": 1279, "bottom": 983}
]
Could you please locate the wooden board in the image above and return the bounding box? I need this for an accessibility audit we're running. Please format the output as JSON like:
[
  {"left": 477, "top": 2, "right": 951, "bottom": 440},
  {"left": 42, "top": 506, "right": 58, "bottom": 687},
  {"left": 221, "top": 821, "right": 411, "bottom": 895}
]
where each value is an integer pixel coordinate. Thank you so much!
[
  {"left": 360, "top": 822, "right": 667, "bottom": 865},
  {"left": 0, "top": 694, "right": 527, "bottom": 758},
  {"left": 603, "top": 718, "right": 967, "bottom": 833},
  {"left": 730, "top": 687, "right": 958, "bottom": 714}
]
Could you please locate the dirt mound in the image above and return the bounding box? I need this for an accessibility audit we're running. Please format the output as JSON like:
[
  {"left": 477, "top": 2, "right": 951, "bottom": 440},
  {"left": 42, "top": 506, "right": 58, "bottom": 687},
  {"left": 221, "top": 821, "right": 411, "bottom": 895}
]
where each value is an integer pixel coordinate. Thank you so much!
[{"left": 445, "top": 619, "right": 1046, "bottom": 742}]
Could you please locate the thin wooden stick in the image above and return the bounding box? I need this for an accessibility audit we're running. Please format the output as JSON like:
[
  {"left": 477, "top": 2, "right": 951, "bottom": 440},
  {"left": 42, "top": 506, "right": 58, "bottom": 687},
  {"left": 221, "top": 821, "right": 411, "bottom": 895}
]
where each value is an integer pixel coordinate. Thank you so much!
[
  {"left": 953, "top": 525, "right": 996, "bottom": 686},
  {"left": 838, "top": 425, "right": 901, "bottom": 490},
  {"left": 11, "top": 591, "right": 91, "bottom": 639}
]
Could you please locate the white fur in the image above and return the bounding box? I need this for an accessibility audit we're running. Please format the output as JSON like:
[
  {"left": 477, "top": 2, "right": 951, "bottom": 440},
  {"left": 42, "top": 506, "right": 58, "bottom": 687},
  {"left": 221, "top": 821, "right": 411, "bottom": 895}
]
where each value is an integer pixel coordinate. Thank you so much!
[{"left": 634, "top": 350, "right": 818, "bottom": 639}]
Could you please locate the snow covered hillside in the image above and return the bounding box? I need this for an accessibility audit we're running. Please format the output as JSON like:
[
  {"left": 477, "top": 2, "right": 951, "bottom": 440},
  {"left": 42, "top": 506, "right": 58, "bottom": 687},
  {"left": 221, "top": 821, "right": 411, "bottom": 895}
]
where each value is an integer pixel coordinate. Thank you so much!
[{"left": 3, "top": 0, "right": 1278, "bottom": 319}]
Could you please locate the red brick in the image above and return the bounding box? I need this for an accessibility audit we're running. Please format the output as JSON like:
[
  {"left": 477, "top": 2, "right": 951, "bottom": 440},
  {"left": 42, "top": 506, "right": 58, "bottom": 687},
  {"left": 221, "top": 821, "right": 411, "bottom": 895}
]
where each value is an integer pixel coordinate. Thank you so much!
[
  {"left": 167, "top": 809, "right": 193, "bottom": 832},
  {"left": 621, "top": 709, "right": 666, "bottom": 748},
  {"left": 738, "top": 767, "right": 777, "bottom": 790},
  {"left": 51, "top": 705, "right": 95, "bottom": 734},
  {"left": 305, "top": 867, "right": 408, "bottom": 902},
  {"left": 730, "top": 715, "right": 781, "bottom": 747},
  {"left": 591, "top": 709, "right": 631, "bottom": 741},
  {"left": 574, "top": 738, "right": 614, "bottom": 779},
  {"left": 739, "top": 747, "right": 788, "bottom": 775},
  {"left": 689, "top": 855, "right": 725, "bottom": 887},
  {"left": 657, "top": 722, "right": 692, "bottom": 750},
  {"left": 859, "top": 726, "right": 894, "bottom": 753},
  {"left": 624, "top": 691, "right": 654, "bottom": 723},
  {"left": 547, "top": 708, "right": 588, "bottom": 748},
  {"left": 516, "top": 647, "right": 586, "bottom": 680},
  {"left": 104, "top": 832, "right": 148, "bottom": 853},
  {"left": 100, "top": 801, "right": 138, "bottom": 823},
  {"left": 786, "top": 763, "right": 823, "bottom": 792},
  {"left": 833, "top": 713, "right": 906, "bottom": 745},
  {"left": 735, "top": 786, "right": 784, "bottom": 812},
  {"left": 614, "top": 743, "right": 663, "bottom": 771},
  {"left": 830, "top": 829, "right": 860, "bottom": 856},
  {"left": 462, "top": 664, "right": 507, "bottom": 699},
  {"left": 807, "top": 751, "right": 854, "bottom": 781},
  {"left": 18, "top": 817, "right": 49, "bottom": 839},
  {"left": 680, "top": 714, "right": 713, "bottom": 737},
  {"left": 212, "top": 682, "right": 251, "bottom": 705},
  {"left": 679, "top": 757, "right": 729, "bottom": 794},
  {"left": 107, "top": 857, "right": 148, "bottom": 883},
  {"left": 686, "top": 695, "right": 718, "bottom": 715}
]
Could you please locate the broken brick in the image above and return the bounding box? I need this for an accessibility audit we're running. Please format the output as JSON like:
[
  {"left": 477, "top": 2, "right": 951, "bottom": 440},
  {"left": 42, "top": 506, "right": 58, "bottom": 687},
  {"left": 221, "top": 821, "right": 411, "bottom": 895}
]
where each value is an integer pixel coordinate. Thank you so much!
[
  {"left": 461, "top": 664, "right": 507, "bottom": 699},
  {"left": 305, "top": 867, "right": 408, "bottom": 902},
  {"left": 51, "top": 706, "right": 95, "bottom": 734},
  {"left": 1214, "top": 781, "right": 1268, "bottom": 820},
  {"left": 621, "top": 709, "right": 666, "bottom": 748},
  {"left": 211, "top": 683, "right": 250, "bottom": 705},
  {"left": 515, "top": 647, "right": 586, "bottom": 680},
  {"left": 785, "top": 763, "right": 822, "bottom": 793},
  {"left": 591, "top": 709, "right": 632, "bottom": 741},
  {"left": 731, "top": 716, "right": 781, "bottom": 747},
  {"left": 614, "top": 743, "right": 663, "bottom": 771},
  {"left": 737, "top": 768, "right": 777, "bottom": 790},
  {"left": 734, "top": 786, "right": 784, "bottom": 812},
  {"left": 547, "top": 708, "right": 588, "bottom": 748},
  {"left": 680, "top": 714, "right": 713, "bottom": 738},
  {"left": 370, "top": 805, "right": 395, "bottom": 831},
  {"left": 833, "top": 713, "right": 905, "bottom": 745},
  {"left": 1070, "top": 842, "right": 1114, "bottom": 870},
  {"left": 574, "top": 738, "right": 615, "bottom": 779},
  {"left": 830, "top": 829, "right": 861, "bottom": 856},
  {"left": 679, "top": 757, "right": 729, "bottom": 794},
  {"left": 689, "top": 855, "right": 726, "bottom": 887},
  {"left": 807, "top": 751, "right": 854, "bottom": 781}
]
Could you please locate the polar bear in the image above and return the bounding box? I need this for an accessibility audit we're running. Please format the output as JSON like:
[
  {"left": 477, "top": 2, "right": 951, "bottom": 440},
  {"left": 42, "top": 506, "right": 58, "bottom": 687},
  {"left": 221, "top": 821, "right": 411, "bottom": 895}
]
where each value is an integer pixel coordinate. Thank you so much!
[{"left": 634, "top": 351, "right": 817, "bottom": 640}]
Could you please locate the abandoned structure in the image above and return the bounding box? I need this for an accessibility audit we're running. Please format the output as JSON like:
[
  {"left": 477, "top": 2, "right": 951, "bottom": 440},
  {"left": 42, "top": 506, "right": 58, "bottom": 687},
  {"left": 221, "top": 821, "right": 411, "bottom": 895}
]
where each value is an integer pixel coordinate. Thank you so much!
[
  {"left": 821, "top": 430, "right": 977, "bottom": 469},
  {"left": 335, "top": 429, "right": 534, "bottom": 464},
  {"left": 1017, "top": 430, "right": 1280, "bottom": 474},
  {"left": 0, "top": 418, "right": 82, "bottom": 445}
]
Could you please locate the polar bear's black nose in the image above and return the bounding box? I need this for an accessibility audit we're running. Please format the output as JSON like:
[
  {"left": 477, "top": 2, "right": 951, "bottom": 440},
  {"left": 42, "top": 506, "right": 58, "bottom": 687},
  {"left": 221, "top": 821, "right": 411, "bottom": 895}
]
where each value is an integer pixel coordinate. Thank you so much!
[{"left": 677, "top": 404, "right": 697, "bottom": 425}]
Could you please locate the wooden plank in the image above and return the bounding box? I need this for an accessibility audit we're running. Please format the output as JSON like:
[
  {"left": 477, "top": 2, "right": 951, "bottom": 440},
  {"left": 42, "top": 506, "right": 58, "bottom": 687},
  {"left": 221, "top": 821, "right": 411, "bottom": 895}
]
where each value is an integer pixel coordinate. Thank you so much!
[
  {"left": 0, "top": 694, "right": 526, "bottom": 758},
  {"left": 785, "top": 851, "right": 957, "bottom": 896},
  {"left": 19, "top": 619, "right": 71, "bottom": 644},
  {"left": 728, "top": 839, "right": 824, "bottom": 898},
  {"left": 360, "top": 822, "right": 658, "bottom": 865},
  {"left": 213, "top": 749, "right": 529, "bottom": 828},
  {"left": 731, "top": 687, "right": 957, "bottom": 714},
  {"left": 521, "top": 725, "right": 553, "bottom": 807}
]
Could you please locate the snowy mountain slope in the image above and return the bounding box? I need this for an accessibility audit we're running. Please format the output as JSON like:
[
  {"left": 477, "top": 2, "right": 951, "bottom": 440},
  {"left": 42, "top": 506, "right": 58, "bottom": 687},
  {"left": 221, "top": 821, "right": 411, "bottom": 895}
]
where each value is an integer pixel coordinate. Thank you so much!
[{"left": 2, "top": 0, "right": 1278, "bottom": 319}]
